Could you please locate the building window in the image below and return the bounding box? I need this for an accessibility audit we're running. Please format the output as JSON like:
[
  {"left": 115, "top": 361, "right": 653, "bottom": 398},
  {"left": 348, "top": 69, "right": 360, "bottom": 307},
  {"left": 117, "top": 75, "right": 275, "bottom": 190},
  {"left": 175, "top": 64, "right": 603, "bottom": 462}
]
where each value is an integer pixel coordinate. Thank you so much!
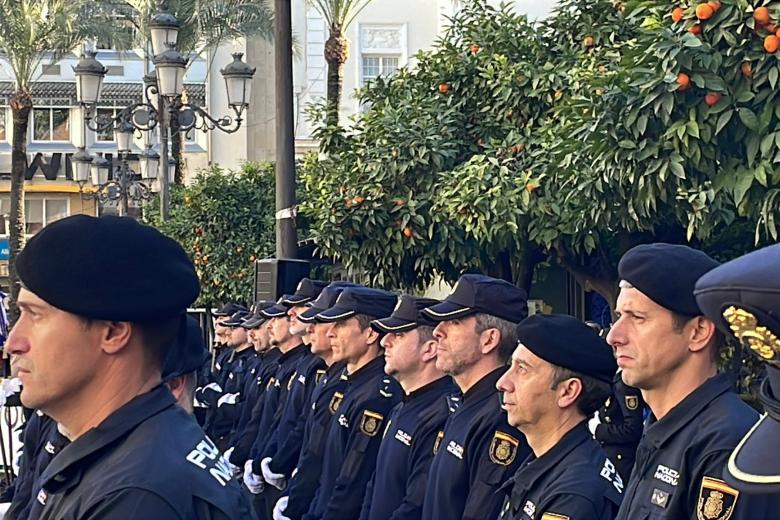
[
  {"left": 32, "top": 108, "right": 70, "bottom": 142},
  {"left": 96, "top": 108, "right": 119, "bottom": 142},
  {"left": 0, "top": 107, "right": 6, "bottom": 142},
  {"left": 0, "top": 196, "right": 69, "bottom": 235},
  {"left": 361, "top": 56, "right": 399, "bottom": 85}
]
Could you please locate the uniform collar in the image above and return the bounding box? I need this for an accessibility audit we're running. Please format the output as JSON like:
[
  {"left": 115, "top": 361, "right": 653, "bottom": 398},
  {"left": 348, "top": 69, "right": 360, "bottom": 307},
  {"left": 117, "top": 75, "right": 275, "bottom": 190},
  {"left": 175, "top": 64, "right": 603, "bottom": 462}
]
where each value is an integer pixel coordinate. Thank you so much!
[
  {"left": 346, "top": 355, "right": 385, "bottom": 385},
  {"left": 279, "top": 343, "right": 307, "bottom": 362},
  {"left": 644, "top": 373, "right": 733, "bottom": 448},
  {"left": 40, "top": 385, "right": 176, "bottom": 493},
  {"left": 327, "top": 360, "right": 348, "bottom": 377},
  {"left": 262, "top": 348, "right": 282, "bottom": 361},
  {"left": 462, "top": 366, "right": 504, "bottom": 402},
  {"left": 405, "top": 376, "right": 453, "bottom": 401},
  {"left": 500, "top": 421, "right": 590, "bottom": 495}
]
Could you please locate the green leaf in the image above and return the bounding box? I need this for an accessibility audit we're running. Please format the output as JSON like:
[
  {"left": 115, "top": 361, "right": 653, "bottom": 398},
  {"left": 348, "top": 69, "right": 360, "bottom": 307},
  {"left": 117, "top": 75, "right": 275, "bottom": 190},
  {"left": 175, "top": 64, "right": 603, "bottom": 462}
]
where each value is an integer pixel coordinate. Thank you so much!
[
  {"left": 716, "top": 110, "right": 733, "bottom": 135},
  {"left": 738, "top": 108, "right": 759, "bottom": 131}
]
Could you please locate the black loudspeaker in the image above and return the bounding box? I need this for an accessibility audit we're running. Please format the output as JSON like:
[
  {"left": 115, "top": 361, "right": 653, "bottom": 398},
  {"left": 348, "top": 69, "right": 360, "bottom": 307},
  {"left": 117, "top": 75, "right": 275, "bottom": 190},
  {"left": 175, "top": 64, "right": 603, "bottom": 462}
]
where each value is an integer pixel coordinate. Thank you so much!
[{"left": 254, "top": 258, "right": 311, "bottom": 302}]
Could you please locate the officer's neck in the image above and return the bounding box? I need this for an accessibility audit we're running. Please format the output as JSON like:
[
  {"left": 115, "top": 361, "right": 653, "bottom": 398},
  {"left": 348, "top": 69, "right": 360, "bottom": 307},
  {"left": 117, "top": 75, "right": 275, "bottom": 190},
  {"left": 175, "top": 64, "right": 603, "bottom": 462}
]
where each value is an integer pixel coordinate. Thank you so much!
[
  {"left": 643, "top": 362, "right": 717, "bottom": 420},
  {"left": 523, "top": 412, "right": 584, "bottom": 457},
  {"left": 452, "top": 355, "right": 501, "bottom": 394},
  {"left": 277, "top": 335, "right": 302, "bottom": 353},
  {"left": 235, "top": 341, "right": 253, "bottom": 353},
  {"left": 319, "top": 350, "right": 334, "bottom": 367},
  {"left": 347, "top": 343, "right": 381, "bottom": 374},
  {"left": 397, "top": 364, "right": 445, "bottom": 395}
]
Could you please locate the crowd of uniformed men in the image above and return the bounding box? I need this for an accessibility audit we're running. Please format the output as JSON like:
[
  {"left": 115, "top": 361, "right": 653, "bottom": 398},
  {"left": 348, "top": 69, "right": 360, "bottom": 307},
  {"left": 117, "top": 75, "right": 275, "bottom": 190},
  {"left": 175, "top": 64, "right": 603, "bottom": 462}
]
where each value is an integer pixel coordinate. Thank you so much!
[{"left": 1, "top": 214, "right": 780, "bottom": 520}]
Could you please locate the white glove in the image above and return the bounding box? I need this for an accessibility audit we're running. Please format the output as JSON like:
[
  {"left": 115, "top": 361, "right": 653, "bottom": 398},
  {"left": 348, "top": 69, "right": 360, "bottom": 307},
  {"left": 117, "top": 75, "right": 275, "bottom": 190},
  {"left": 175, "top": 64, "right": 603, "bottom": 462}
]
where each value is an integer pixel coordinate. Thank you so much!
[
  {"left": 273, "top": 496, "right": 291, "bottom": 520},
  {"left": 222, "top": 447, "right": 239, "bottom": 476},
  {"left": 243, "top": 459, "right": 264, "bottom": 494},
  {"left": 261, "top": 457, "right": 287, "bottom": 490},
  {"left": 588, "top": 411, "right": 600, "bottom": 436}
]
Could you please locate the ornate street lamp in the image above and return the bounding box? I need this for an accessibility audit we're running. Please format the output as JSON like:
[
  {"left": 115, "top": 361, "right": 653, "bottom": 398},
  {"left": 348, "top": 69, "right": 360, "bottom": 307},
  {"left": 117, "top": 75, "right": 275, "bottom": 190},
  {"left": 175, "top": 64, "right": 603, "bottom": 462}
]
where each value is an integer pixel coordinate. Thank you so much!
[
  {"left": 222, "top": 52, "right": 256, "bottom": 113},
  {"left": 73, "top": 51, "right": 106, "bottom": 106},
  {"left": 149, "top": 10, "right": 181, "bottom": 57},
  {"left": 154, "top": 46, "right": 187, "bottom": 98},
  {"left": 139, "top": 146, "right": 161, "bottom": 180}
]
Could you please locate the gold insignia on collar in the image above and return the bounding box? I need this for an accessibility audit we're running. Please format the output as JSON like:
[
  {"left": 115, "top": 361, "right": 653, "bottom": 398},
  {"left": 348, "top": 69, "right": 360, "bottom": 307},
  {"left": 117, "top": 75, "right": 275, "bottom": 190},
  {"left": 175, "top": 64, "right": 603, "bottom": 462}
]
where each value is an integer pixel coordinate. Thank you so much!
[
  {"left": 723, "top": 306, "right": 780, "bottom": 364},
  {"left": 287, "top": 372, "right": 297, "bottom": 391},
  {"left": 360, "top": 410, "right": 384, "bottom": 437},
  {"left": 625, "top": 395, "right": 639, "bottom": 411},
  {"left": 489, "top": 431, "right": 519, "bottom": 466},
  {"left": 315, "top": 369, "right": 326, "bottom": 384},
  {"left": 697, "top": 477, "right": 738, "bottom": 520},
  {"left": 329, "top": 392, "right": 344, "bottom": 414},
  {"left": 266, "top": 377, "right": 276, "bottom": 390},
  {"left": 433, "top": 430, "right": 445, "bottom": 455},
  {"left": 540, "top": 514, "right": 570, "bottom": 520}
]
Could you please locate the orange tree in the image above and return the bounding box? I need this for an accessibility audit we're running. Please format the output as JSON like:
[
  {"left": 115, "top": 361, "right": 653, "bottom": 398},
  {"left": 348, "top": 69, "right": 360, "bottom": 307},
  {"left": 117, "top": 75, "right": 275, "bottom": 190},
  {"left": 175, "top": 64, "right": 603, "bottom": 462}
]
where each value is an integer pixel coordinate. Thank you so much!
[{"left": 144, "top": 162, "right": 276, "bottom": 306}]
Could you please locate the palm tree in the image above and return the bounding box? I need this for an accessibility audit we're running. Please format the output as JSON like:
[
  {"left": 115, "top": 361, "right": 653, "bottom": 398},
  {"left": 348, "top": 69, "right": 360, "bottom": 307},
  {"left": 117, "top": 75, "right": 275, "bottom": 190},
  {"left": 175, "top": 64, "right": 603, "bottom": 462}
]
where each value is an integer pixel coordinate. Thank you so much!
[
  {"left": 309, "top": 0, "right": 374, "bottom": 126},
  {"left": 124, "top": 0, "right": 274, "bottom": 183},
  {"left": 0, "top": 0, "right": 118, "bottom": 322}
]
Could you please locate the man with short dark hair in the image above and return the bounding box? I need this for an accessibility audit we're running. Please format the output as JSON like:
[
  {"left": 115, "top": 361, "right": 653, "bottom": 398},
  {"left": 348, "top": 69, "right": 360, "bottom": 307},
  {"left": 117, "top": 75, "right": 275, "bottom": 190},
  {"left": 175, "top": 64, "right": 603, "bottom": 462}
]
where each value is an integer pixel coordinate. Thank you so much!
[
  {"left": 7, "top": 215, "right": 250, "bottom": 518},
  {"left": 610, "top": 243, "right": 772, "bottom": 519},
  {"left": 360, "top": 295, "right": 455, "bottom": 520},
  {"left": 496, "top": 314, "right": 623, "bottom": 519},
  {"left": 421, "top": 274, "right": 531, "bottom": 520}
]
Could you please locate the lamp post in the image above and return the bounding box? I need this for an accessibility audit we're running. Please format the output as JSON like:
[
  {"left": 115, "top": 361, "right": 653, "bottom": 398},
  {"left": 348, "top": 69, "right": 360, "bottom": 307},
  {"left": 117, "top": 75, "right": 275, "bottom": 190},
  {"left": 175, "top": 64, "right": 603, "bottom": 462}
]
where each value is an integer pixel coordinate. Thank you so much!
[{"left": 72, "top": 7, "right": 256, "bottom": 221}]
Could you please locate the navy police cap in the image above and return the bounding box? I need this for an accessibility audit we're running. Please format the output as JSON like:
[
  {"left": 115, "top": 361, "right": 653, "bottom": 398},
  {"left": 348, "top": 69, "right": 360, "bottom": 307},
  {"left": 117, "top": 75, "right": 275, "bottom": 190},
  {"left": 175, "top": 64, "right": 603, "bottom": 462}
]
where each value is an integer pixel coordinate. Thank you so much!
[
  {"left": 261, "top": 295, "right": 294, "bottom": 319},
  {"left": 422, "top": 274, "right": 528, "bottom": 324},
  {"left": 371, "top": 295, "right": 440, "bottom": 333},
  {"left": 283, "top": 279, "right": 329, "bottom": 306},
  {"left": 515, "top": 314, "right": 617, "bottom": 384},
  {"left": 242, "top": 301, "right": 276, "bottom": 329},
  {"left": 222, "top": 310, "right": 252, "bottom": 327},
  {"left": 618, "top": 243, "right": 720, "bottom": 316},
  {"left": 162, "top": 316, "right": 209, "bottom": 381},
  {"left": 16, "top": 215, "right": 199, "bottom": 321},
  {"left": 213, "top": 302, "right": 248, "bottom": 317},
  {"left": 317, "top": 287, "right": 396, "bottom": 322},
  {"left": 298, "top": 282, "right": 360, "bottom": 323}
]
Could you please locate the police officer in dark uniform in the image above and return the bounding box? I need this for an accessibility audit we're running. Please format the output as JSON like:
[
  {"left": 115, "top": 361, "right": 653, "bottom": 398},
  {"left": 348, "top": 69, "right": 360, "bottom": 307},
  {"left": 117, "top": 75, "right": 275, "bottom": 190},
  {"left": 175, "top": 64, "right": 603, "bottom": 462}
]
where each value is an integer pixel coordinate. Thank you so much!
[
  {"left": 421, "top": 274, "right": 531, "bottom": 520},
  {"left": 496, "top": 314, "right": 623, "bottom": 520},
  {"left": 609, "top": 243, "right": 775, "bottom": 519},
  {"left": 6, "top": 215, "right": 251, "bottom": 519},
  {"left": 593, "top": 370, "right": 645, "bottom": 482},
  {"left": 272, "top": 283, "right": 356, "bottom": 520},
  {"left": 302, "top": 287, "right": 401, "bottom": 520},
  {"left": 359, "top": 295, "right": 456, "bottom": 520},
  {"left": 695, "top": 242, "right": 780, "bottom": 497}
]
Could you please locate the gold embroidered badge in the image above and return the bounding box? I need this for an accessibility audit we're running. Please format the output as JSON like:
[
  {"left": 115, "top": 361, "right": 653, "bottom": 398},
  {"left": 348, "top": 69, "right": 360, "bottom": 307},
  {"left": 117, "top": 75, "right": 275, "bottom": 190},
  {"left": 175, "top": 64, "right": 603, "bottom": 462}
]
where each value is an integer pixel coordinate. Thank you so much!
[
  {"left": 266, "top": 377, "right": 275, "bottom": 391},
  {"left": 315, "top": 369, "right": 326, "bottom": 385},
  {"left": 723, "top": 306, "right": 780, "bottom": 363},
  {"left": 697, "top": 476, "right": 739, "bottom": 520},
  {"left": 489, "top": 431, "right": 519, "bottom": 466},
  {"left": 287, "top": 373, "right": 296, "bottom": 391},
  {"left": 360, "top": 410, "right": 384, "bottom": 436},
  {"left": 329, "top": 392, "right": 343, "bottom": 414},
  {"left": 540, "top": 514, "right": 570, "bottom": 520},
  {"left": 625, "top": 395, "right": 639, "bottom": 410},
  {"left": 433, "top": 431, "right": 445, "bottom": 455}
]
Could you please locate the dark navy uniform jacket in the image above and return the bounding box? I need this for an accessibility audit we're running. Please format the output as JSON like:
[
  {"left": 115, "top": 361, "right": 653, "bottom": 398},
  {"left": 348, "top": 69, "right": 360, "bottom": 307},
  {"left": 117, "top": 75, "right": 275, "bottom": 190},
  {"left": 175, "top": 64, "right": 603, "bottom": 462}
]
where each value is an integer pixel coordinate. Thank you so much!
[
  {"left": 304, "top": 355, "right": 402, "bottom": 520},
  {"left": 260, "top": 351, "right": 326, "bottom": 464},
  {"left": 7, "top": 412, "right": 69, "bottom": 520},
  {"left": 422, "top": 367, "right": 529, "bottom": 520},
  {"left": 227, "top": 348, "right": 281, "bottom": 464},
  {"left": 616, "top": 374, "right": 778, "bottom": 520},
  {"left": 498, "top": 422, "right": 623, "bottom": 520},
  {"left": 203, "top": 347, "right": 257, "bottom": 440},
  {"left": 195, "top": 348, "right": 234, "bottom": 407},
  {"left": 249, "top": 344, "right": 309, "bottom": 469},
  {"left": 284, "top": 362, "right": 348, "bottom": 520},
  {"left": 360, "top": 376, "right": 456, "bottom": 520},
  {"left": 27, "top": 385, "right": 251, "bottom": 519},
  {"left": 265, "top": 353, "right": 327, "bottom": 472},
  {"left": 595, "top": 371, "right": 644, "bottom": 482}
]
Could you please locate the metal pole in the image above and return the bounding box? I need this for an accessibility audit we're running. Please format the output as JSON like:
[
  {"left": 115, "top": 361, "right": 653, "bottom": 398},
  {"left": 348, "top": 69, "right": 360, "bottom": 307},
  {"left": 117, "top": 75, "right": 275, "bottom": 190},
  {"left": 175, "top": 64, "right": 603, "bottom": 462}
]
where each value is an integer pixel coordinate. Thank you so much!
[
  {"left": 159, "top": 94, "right": 170, "bottom": 222},
  {"left": 274, "top": 0, "right": 298, "bottom": 258}
]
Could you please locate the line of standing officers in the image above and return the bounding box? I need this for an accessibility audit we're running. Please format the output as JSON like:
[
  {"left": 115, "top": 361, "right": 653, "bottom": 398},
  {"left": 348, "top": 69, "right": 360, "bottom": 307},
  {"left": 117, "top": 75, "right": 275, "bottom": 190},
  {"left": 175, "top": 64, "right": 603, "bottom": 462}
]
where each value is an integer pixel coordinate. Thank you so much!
[{"left": 4, "top": 213, "right": 780, "bottom": 520}]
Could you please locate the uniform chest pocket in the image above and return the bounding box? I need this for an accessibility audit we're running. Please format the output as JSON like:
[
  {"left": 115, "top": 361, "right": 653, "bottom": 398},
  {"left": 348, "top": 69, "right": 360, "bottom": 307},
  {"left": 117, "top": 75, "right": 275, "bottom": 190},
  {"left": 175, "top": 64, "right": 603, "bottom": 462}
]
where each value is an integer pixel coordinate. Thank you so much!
[{"left": 640, "top": 484, "right": 677, "bottom": 520}]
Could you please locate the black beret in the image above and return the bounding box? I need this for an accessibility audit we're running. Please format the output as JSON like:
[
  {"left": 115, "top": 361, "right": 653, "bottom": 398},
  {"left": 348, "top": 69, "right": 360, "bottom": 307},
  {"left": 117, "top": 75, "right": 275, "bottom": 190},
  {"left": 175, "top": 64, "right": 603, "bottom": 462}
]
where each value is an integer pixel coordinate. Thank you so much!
[
  {"left": 162, "top": 316, "right": 208, "bottom": 381},
  {"left": 16, "top": 215, "right": 199, "bottom": 321},
  {"left": 371, "top": 295, "right": 440, "bottom": 333},
  {"left": 213, "top": 302, "right": 248, "bottom": 317},
  {"left": 695, "top": 243, "right": 780, "bottom": 363},
  {"left": 283, "top": 279, "right": 330, "bottom": 306},
  {"left": 423, "top": 274, "right": 528, "bottom": 324},
  {"left": 317, "top": 287, "right": 396, "bottom": 322},
  {"left": 298, "top": 282, "right": 360, "bottom": 323},
  {"left": 516, "top": 314, "right": 617, "bottom": 384},
  {"left": 618, "top": 243, "right": 720, "bottom": 316}
]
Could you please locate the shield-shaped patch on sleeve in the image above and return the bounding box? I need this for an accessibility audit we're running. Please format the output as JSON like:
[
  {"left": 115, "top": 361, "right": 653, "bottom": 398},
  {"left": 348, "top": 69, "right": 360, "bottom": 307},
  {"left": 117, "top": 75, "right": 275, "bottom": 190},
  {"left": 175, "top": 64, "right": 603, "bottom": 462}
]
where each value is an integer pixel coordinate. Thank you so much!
[
  {"left": 625, "top": 395, "right": 639, "bottom": 410},
  {"left": 489, "top": 431, "right": 519, "bottom": 466},
  {"left": 433, "top": 430, "right": 445, "bottom": 455},
  {"left": 329, "top": 392, "right": 344, "bottom": 414},
  {"left": 697, "top": 476, "right": 739, "bottom": 520},
  {"left": 360, "top": 410, "right": 384, "bottom": 437}
]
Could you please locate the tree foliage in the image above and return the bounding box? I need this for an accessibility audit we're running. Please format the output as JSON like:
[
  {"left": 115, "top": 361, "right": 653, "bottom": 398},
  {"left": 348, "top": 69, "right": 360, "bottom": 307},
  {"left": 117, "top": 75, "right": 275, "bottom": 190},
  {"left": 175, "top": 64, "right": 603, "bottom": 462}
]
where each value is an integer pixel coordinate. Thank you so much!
[
  {"left": 144, "top": 162, "right": 276, "bottom": 306},
  {"left": 301, "top": 0, "right": 779, "bottom": 301}
]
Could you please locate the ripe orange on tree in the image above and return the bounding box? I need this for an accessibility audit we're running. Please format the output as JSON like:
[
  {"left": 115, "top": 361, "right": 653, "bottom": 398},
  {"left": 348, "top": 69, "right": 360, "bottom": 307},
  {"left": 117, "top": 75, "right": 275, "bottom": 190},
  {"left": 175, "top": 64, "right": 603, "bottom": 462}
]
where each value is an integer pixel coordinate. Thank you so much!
[
  {"left": 469, "top": 43, "right": 480, "bottom": 55},
  {"left": 708, "top": 1, "right": 721, "bottom": 12},
  {"left": 755, "top": 6, "right": 771, "bottom": 25},
  {"left": 672, "top": 7, "right": 685, "bottom": 22},
  {"left": 438, "top": 83, "right": 450, "bottom": 94},
  {"left": 765, "top": 34, "right": 780, "bottom": 53},
  {"left": 695, "top": 3, "right": 714, "bottom": 20},
  {"left": 705, "top": 92, "right": 722, "bottom": 107},
  {"left": 583, "top": 35, "right": 595, "bottom": 47},
  {"left": 689, "top": 24, "right": 702, "bottom": 35},
  {"left": 402, "top": 227, "right": 414, "bottom": 238},
  {"left": 742, "top": 62, "right": 753, "bottom": 78},
  {"left": 677, "top": 72, "right": 691, "bottom": 91}
]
